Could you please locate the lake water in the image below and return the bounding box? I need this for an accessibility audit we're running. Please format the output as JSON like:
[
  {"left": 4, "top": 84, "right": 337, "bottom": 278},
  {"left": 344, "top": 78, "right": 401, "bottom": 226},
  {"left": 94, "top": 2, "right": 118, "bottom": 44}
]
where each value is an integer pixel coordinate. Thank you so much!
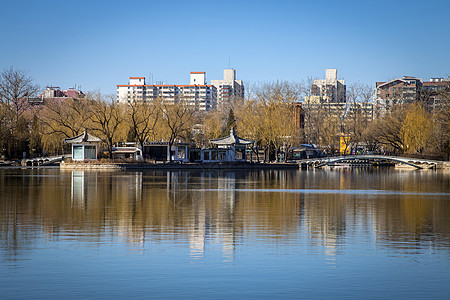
[{"left": 0, "top": 167, "right": 449, "bottom": 299}]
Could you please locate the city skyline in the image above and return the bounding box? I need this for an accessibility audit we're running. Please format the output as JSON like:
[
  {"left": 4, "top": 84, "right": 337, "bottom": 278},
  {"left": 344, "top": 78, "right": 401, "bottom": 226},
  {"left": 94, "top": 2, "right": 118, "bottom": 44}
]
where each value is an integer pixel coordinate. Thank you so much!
[{"left": 1, "top": 0, "right": 449, "bottom": 95}]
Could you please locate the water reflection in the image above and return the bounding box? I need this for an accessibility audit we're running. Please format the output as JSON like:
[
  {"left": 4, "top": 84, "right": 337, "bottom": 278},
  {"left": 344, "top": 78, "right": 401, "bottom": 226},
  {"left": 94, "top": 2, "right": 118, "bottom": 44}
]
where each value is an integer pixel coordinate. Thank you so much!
[{"left": 0, "top": 168, "right": 449, "bottom": 262}]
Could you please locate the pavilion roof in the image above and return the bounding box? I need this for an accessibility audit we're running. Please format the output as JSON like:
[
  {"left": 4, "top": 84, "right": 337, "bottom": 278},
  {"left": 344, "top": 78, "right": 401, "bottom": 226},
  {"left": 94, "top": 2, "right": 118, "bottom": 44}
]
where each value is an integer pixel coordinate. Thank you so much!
[
  {"left": 64, "top": 130, "right": 102, "bottom": 143},
  {"left": 210, "top": 127, "right": 255, "bottom": 146}
]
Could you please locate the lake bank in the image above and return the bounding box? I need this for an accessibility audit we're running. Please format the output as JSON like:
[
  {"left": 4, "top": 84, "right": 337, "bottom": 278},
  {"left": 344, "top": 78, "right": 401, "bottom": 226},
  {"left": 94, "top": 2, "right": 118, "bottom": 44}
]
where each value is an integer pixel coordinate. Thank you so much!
[{"left": 60, "top": 161, "right": 300, "bottom": 170}]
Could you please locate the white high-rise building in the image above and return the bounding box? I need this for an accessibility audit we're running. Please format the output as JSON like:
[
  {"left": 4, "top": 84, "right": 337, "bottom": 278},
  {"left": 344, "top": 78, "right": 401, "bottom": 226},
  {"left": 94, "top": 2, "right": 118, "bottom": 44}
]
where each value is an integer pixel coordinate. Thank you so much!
[
  {"left": 211, "top": 69, "right": 244, "bottom": 105},
  {"left": 117, "top": 72, "right": 217, "bottom": 111},
  {"left": 309, "top": 69, "right": 346, "bottom": 103}
]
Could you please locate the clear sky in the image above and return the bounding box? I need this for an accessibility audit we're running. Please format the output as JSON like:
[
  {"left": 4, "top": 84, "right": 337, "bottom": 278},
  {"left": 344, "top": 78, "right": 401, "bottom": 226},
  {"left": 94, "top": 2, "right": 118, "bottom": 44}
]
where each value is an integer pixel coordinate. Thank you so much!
[{"left": 1, "top": 0, "right": 449, "bottom": 95}]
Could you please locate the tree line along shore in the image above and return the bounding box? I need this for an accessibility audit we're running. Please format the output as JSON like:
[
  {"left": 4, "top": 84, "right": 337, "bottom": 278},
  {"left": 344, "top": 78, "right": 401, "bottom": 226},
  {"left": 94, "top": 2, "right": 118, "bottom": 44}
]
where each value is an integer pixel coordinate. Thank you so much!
[{"left": 1, "top": 67, "right": 449, "bottom": 163}]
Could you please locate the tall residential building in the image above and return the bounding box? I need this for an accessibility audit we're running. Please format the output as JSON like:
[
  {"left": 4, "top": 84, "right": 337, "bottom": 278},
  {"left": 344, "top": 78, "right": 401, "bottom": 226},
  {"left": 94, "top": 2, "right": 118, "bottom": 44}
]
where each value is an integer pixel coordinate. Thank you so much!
[
  {"left": 211, "top": 69, "right": 244, "bottom": 105},
  {"left": 374, "top": 76, "right": 449, "bottom": 114},
  {"left": 117, "top": 72, "right": 217, "bottom": 111},
  {"left": 308, "top": 69, "right": 346, "bottom": 104}
]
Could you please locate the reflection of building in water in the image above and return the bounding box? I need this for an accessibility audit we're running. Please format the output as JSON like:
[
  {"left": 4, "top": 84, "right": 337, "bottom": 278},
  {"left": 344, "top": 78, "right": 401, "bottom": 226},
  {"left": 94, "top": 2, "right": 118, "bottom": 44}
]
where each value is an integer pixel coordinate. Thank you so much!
[
  {"left": 302, "top": 194, "right": 346, "bottom": 261},
  {"left": 165, "top": 171, "right": 206, "bottom": 257},
  {"left": 71, "top": 171, "right": 86, "bottom": 207},
  {"left": 217, "top": 172, "right": 236, "bottom": 210},
  {"left": 71, "top": 171, "right": 100, "bottom": 208},
  {"left": 189, "top": 198, "right": 206, "bottom": 258},
  {"left": 115, "top": 172, "right": 144, "bottom": 245},
  {"left": 165, "top": 171, "right": 239, "bottom": 259},
  {"left": 71, "top": 171, "right": 100, "bottom": 209},
  {"left": 217, "top": 172, "right": 237, "bottom": 258}
]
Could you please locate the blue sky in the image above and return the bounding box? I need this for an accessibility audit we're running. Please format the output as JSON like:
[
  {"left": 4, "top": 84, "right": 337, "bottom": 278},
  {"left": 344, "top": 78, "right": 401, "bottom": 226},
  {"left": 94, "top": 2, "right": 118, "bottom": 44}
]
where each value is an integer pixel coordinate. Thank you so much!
[{"left": 1, "top": 0, "right": 449, "bottom": 95}]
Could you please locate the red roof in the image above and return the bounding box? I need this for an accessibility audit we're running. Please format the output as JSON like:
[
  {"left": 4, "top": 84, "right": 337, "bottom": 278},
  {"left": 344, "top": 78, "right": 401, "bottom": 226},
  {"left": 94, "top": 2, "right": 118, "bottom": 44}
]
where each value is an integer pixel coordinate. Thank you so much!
[
  {"left": 190, "top": 72, "right": 205, "bottom": 74},
  {"left": 130, "top": 77, "right": 145, "bottom": 79}
]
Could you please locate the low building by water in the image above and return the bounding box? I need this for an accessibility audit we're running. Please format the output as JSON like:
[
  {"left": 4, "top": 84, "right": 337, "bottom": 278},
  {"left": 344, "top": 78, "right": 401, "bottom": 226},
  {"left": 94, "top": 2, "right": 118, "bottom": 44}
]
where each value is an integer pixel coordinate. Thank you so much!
[{"left": 64, "top": 130, "right": 101, "bottom": 161}]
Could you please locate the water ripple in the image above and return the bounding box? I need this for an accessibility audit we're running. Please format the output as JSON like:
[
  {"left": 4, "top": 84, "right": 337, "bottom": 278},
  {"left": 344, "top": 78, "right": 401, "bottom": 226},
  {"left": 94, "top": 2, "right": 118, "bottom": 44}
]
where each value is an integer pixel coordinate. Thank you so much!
[{"left": 190, "top": 188, "right": 450, "bottom": 196}]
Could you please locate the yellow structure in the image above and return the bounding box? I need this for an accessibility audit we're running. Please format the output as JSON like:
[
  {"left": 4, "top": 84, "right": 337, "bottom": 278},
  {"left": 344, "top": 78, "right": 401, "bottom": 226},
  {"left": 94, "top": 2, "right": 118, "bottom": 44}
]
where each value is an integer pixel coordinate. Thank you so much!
[{"left": 340, "top": 135, "right": 350, "bottom": 155}]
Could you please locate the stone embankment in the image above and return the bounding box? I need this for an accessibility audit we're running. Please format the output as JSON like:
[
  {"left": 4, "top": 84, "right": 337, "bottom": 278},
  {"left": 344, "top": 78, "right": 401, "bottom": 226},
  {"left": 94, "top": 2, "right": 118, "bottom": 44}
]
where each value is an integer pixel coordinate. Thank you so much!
[{"left": 60, "top": 161, "right": 299, "bottom": 170}]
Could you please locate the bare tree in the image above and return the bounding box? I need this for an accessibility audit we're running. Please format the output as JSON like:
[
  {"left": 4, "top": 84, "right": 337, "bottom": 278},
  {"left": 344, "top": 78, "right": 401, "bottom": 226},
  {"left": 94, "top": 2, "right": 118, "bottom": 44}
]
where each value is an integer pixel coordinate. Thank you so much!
[
  {"left": 365, "top": 105, "right": 406, "bottom": 154},
  {"left": 0, "top": 67, "right": 39, "bottom": 158},
  {"left": 159, "top": 101, "right": 195, "bottom": 162},
  {"left": 126, "top": 99, "right": 160, "bottom": 151},
  {"left": 40, "top": 97, "right": 92, "bottom": 139},
  {"left": 0, "top": 67, "right": 38, "bottom": 122},
  {"left": 88, "top": 94, "right": 125, "bottom": 159},
  {"left": 342, "top": 82, "right": 373, "bottom": 152}
]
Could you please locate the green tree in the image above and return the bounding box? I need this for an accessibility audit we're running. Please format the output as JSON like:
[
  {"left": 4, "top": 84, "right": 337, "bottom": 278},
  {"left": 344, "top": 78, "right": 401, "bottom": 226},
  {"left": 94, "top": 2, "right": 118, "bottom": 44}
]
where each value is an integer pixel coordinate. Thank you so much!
[{"left": 223, "top": 108, "right": 236, "bottom": 135}]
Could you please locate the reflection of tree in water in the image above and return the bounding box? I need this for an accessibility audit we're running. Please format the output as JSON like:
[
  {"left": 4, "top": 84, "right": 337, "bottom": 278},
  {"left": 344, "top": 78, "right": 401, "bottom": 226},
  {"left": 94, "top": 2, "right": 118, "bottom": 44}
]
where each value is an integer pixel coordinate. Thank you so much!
[
  {"left": 1, "top": 168, "right": 450, "bottom": 260},
  {"left": 0, "top": 169, "right": 49, "bottom": 261},
  {"left": 0, "top": 214, "right": 36, "bottom": 263}
]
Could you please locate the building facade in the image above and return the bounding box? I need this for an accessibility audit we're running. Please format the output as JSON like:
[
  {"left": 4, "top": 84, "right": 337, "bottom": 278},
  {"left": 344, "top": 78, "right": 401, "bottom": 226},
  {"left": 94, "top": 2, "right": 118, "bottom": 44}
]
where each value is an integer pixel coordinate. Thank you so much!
[
  {"left": 308, "top": 69, "right": 346, "bottom": 104},
  {"left": 117, "top": 72, "right": 217, "bottom": 111},
  {"left": 28, "top": 86, "right": 85, "bottom": 105},
  {"left": 211, "top": 69, "right": 244, "bottom": 105},
  {"left": 374, "top": 76, "right": 450, "bottom": 114}
]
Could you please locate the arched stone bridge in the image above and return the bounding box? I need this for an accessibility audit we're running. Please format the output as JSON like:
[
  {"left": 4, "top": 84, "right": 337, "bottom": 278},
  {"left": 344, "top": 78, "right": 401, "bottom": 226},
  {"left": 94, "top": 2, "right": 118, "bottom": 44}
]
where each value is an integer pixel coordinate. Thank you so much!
[
  {"left": 297, "top": 155, "right": 443, "bottom": 169},
  {"left": 22, "top": 155, "right": 66, "bottom": 166}
]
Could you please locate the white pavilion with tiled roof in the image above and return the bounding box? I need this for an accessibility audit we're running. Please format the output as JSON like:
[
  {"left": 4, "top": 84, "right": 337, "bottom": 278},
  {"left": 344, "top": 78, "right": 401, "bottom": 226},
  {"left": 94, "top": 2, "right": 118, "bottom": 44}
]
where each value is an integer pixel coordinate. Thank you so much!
[
  {"left": 64, "top": 130, "right": 101, "bottom": 161},
  {"left": 206, "top": 128, "right": 254, "bottom": 162}
]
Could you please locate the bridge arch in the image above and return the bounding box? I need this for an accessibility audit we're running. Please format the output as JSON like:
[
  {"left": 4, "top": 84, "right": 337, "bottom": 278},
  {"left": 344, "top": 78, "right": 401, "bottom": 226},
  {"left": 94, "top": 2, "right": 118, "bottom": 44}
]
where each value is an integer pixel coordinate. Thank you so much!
[{"left": 312, "top": 155, "right": 434, "bottom": 169}]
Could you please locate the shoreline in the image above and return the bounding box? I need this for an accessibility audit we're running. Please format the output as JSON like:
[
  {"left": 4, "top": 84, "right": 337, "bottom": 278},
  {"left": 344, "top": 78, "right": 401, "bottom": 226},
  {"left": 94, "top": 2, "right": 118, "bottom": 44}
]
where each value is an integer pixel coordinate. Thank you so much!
[{"left": 59, "top": 161, "right": 300, "bottom": 170}]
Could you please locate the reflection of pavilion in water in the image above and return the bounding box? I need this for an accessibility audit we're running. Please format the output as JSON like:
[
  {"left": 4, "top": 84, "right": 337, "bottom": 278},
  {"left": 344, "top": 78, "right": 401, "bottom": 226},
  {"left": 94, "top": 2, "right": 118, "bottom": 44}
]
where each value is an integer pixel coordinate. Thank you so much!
[
  {"left": 71, "top": 171, "right": 96, "bottom": 208},
  {"left": 167, "top": 171, "right": 238, "bottom": 259},
  {"left": 71, "top": 171, "right": 143, "bottom": 209}
]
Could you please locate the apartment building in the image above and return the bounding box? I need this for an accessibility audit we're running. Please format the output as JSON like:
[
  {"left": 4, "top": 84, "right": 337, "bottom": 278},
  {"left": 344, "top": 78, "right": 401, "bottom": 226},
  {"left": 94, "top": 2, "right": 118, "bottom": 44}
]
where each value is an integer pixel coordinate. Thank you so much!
[
  {"left": 374, "top": 76, "right": 449, "bottom": 114},
  {"left": 307, "top": 69, "right": 346, "bottom": 104},
  {"left": 28, "top": 86, "right": 85, "bottom": 105},
  {"left": 422, "top": 78, "right": 450, "bottom": 108},
  {"left": 211, "top": 69, "right": 244, "bottom": 105},
  {"left": 117, "top": 72, "right": 217, "bottom": 111}
]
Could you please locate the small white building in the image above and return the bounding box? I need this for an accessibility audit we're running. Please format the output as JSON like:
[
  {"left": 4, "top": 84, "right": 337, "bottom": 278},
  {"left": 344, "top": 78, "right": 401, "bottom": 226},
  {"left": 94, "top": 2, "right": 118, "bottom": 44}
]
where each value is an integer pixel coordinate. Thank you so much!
[
  {"left": 111, "top": 147, "right": 143, "bottom": 161},
  {"left": 64, "top": 131, "right": 101, "bottom": 161},
  {"left": 207, "top": 128, "right": 254, "bottom": 162},
  {"left": 143, "top": 142, "right": 192, "bottom": 162}
]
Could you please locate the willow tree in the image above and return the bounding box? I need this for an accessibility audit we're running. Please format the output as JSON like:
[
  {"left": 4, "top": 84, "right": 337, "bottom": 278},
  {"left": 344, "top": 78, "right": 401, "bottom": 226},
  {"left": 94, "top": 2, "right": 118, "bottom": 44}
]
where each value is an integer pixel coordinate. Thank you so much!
[
  {"left": 40, "top": 97, "right": 93, "bottom": 154},
  {"left": 244, "top": 81, "right": 300, "bottom": 162},
  {"left": 401, "top": 103, "right": 432, "bottom": 155},
  {"left": 365, "top": 105, "right": 406, "bottom": 154},
  {"left": 235, "top": 99, "right": 262, "bottom": 161},
  {"left": 201, "top": 106, "right": 228, "bottom": 142}
]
